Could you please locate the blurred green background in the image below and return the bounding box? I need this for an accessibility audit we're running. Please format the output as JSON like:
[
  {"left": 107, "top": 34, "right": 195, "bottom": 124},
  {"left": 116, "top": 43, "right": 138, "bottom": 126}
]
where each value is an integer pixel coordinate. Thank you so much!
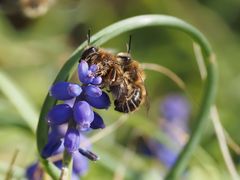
[{"left": 0, "top": 0, "right": 240, "bottom": 179}]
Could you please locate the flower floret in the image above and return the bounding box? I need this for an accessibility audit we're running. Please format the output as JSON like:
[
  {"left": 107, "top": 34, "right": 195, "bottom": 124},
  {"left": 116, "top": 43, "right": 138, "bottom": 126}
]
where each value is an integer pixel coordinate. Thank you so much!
[{"left": 50, "top": 82, "right": 82, "bottom": 100}]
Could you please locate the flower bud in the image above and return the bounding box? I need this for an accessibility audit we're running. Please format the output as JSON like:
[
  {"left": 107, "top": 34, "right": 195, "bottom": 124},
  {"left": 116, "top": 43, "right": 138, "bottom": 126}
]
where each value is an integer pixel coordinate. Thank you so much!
[
  {"left": 90, "top": 112, "right": 105, "bottom": 129},
  {"left": 84, "top": 85, "right": 102, "bottom": 97},
  {"left": 78, "top": 61, "right": 93, "bottom": 84},
  {"left": 92, "top": 76, "right": 102, "bottom": 85},
  {"left": 41, "top": 139, "right": 63, "bottom": 158},
  {"left": 78, "top": 60, "right": 88, "bottom": 77},
  {"left": 50, "top": 82, "right": 82, "bottom": 100},
  {"left": 78, "top": 148, "right": 99, "bottom": 161},
  {"left": 64, "top": 128, "right": 80, "bottom": 153},
  {"left": 46, "top": 104, "right": 72, "bottom": 125},
  {"left": 85, "top": 91, "right": 110, "bottom": 109},
  {"left": 73, "top": 101, "right": 94, "bottom": 129},
  {"left": 89, "top": 64, "right": 98, "bottom": 72}
]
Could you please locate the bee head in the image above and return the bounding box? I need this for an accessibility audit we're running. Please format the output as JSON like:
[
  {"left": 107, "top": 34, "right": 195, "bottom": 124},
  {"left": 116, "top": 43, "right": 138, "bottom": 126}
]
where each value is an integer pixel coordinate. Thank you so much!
[
  {"left": 80, "top": 46, "right": 98, "bottom": 61},
  {"left": 117, "top": 52, "right": 132, "bottom": 65}
]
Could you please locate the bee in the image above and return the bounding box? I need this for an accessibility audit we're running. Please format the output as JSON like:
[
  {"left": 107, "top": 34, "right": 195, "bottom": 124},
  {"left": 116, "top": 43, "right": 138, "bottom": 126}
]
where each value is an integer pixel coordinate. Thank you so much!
[
  {"left": 113, "top": 49, "right": 147, "bottom": 113},
  {"left": 80, "top": 32, "right": 147, "bottom": 113}
]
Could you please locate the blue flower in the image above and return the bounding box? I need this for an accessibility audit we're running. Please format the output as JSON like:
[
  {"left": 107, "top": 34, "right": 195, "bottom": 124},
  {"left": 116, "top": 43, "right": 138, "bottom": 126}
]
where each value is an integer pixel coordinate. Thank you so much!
[
  {"left": 83, "top": 85, "right": 102, "bottom": 97},
  {"left": 147, "top": 139, "right": 179, "bottom": 169},
  {"left": 84, "top": 91, "right": 111, "bottom": 109},
  {"left": 73, "top": 101, "right": 94, "bottom": 129},
  {"left": 64, "top": 128, "right": 80, "bottom": 153},
  {"left": 73, "top": 151, "right": 89, "bottom": 175},
  {"left": 50, "top": 123, "right": 68, "bottom": 139},
  {"left": 46, "top": 104, "right": 73, "bottom": 125},
  {"left": 78, "top": 61, "right": 102, "bottom": 85},
  {"left": 90, "top": 112, "right": 105, "bottom": 129},
  {"left": 137, "top": 94, "right": 190, "bottom": 169},
  {"left": 157, "top": 94, "right": 190, "bottom": 168},
  {"left": 40, "top": 60, "right": 110, "bottom": 177},
  {"left": 50, "top": 82, "right": 82, "bottom": 100},
  {"left": 41, "top": 138, "right": 63, "bottom": 159},
  {"left": 41, "top": 126, "right": 65, "bottom": 158},
  {"left": 47, "top": 60, "right": 109, "bottom": 130},
  {"left": 160, "top": 93, "right": 190, "bottom": 123}
]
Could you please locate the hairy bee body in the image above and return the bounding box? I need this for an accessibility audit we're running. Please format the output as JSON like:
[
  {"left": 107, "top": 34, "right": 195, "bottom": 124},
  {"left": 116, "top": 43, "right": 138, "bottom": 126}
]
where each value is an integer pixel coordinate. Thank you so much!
[
  {"left": 80, "top": 46, "right": 146, "bottom": 113},
  {"left": 114, "top": 54, "right": 146, "bottom": 113}
]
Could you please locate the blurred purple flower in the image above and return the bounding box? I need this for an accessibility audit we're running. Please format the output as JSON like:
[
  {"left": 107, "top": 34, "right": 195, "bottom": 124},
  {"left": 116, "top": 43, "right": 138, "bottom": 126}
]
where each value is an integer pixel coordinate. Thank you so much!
[
  {"left": 160, "top": 94, "right": 190, "bottom": 124},
  {"left": 25, "top": 162, "right": 43, "bottom": 180},
  {"left": 73, "top": 152, "right": 89, "bottom": 175},
  {"left": 148, "top": 140, "right": 179, "bottom": 169},
  {"left": 138, "top": 94, "right": 191, "bottom": 169},
  {"left": 157, "top": 94, "right": 190, "bottom": 168}
]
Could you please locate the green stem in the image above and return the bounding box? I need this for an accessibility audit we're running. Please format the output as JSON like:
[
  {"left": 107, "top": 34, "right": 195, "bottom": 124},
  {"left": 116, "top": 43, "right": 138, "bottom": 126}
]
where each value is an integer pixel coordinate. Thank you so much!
[
  {"left": 36, "top": 15, "right": 217, "bottom": 179},
  {"left": 39, "top": 158, "right": 60, "bottom": 180},
  {"left": 61, "top": 150, "right": 73, "bottom": 180}
]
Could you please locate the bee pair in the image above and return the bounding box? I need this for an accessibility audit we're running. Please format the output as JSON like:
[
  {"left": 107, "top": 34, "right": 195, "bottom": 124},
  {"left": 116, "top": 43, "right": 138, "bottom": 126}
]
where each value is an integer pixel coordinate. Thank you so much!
[{"left": 79, "top": 35, "right": 147, "bottom": 113}]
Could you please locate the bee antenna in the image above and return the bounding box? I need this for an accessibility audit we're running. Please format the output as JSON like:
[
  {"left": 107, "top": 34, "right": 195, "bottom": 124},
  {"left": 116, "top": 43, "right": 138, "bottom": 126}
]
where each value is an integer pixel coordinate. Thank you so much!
[
  {"left": 127, "top": 35, "right": 132, "bottom": 54},
  {"left": 87, "top": 29, "right": 91, "bottom": 45}
]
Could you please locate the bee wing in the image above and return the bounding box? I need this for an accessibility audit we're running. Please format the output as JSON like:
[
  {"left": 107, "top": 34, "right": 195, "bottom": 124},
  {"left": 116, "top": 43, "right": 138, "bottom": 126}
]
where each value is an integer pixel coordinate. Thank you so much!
[
  {"left": 137, "top": 70, "right": 150, "bottom": 114},
  {"left": 144, "top": 89, "right": 150, "bottom": 113}
]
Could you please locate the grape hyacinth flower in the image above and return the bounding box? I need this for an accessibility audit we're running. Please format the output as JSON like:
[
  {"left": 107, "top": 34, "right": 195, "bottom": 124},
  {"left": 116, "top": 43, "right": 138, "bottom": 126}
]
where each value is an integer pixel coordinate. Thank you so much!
[
  {"left": 40, "top": 60, "right": 110, "bottom": 176},
  {"left": 154, "top": 94, "right": 190, "bottom": 168},
  {"left": 160, "top": 94, "right": 190, "bottom": 132},
  {"left": 137, "top": 94, "right": 190, "bottom": 169}
]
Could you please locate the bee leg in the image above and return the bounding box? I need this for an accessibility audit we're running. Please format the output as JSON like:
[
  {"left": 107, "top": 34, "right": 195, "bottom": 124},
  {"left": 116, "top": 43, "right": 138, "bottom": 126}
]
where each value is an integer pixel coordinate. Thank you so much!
[
  {"left": 129, "top": 99, "right": 137, "bottom": 110},
  {"left": 111, "top": 69, "right": 118, "bottom": 83},
  {"left": 105, "top": 69, "right": 117, "bottom": 86},
  {"left": 116, "top": 79, "right": 128, "bottom": 99},
  {"left": 83, "top": 52, "right": 99, "bottom": 62},
  {"left": 89, "top": 52, "right": 99, "bottom": 61},
  {"left": 126, "top": 101, "right": 131, "bottom": 113}
]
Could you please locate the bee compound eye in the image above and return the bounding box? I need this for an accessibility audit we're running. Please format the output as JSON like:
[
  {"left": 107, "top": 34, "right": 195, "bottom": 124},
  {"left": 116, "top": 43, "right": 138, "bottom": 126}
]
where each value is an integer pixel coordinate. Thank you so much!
[
  {"left": 122, "top": 56, "right": 131, "bottom": 64},
  {"left": 117, "top": 54, "right": 131, "bottom": 64},
  {"left": 126, "top": 56, "right": 131, "bottom": 62},
  {"left": 81, "top": 46, "right": 98, "bottom": 60}
]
